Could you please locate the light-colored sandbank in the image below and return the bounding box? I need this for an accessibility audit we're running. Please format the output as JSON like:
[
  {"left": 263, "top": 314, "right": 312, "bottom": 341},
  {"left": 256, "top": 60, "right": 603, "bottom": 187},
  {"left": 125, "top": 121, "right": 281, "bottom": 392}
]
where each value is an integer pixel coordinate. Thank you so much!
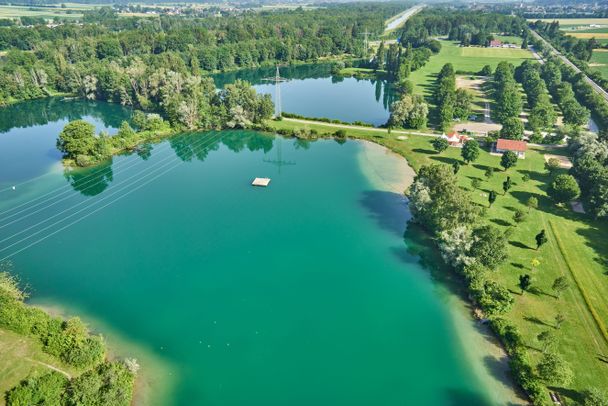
[{"left": 358, "top": 140, "right": 527, "bottom": 406}]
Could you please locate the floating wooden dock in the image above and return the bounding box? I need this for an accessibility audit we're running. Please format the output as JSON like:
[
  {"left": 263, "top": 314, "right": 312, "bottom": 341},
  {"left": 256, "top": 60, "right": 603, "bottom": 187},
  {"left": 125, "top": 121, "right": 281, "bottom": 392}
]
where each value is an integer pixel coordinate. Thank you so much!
[{"left": 252, "top": 177, "right": 271, "bottom": 187}]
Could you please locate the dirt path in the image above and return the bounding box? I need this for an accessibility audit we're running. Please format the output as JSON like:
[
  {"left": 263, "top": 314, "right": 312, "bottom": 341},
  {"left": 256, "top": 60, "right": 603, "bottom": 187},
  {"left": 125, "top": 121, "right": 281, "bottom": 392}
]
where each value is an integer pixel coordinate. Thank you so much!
[{"left": 25, "top": 358, "right": 71, "bottom": 379}]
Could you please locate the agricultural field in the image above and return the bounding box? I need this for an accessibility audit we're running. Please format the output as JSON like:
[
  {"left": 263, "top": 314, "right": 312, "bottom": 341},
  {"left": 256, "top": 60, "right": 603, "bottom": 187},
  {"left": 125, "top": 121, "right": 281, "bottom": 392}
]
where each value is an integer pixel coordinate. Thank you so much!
[
  {"left": 0, "top": 3, "right": 98, "bottom": 20},
  {"left": 268, "top": 118, "right": 608, "bottom": 401},
  {"left": 527, "top": 17, "right": 608, "bottom": 26}
]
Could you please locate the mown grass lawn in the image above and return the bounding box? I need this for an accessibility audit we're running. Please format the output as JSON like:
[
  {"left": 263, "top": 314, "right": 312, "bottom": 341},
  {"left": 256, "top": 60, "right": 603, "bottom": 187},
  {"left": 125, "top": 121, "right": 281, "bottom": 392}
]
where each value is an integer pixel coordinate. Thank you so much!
[
  {"left": 408, "top": 40, "right": 533, "bottom": 100},
  {"left": 590, "top": 50, "right": 608, "bottom": 81},
  {"left": 268, "top": 118, "right": 608, "bottom": 401}
]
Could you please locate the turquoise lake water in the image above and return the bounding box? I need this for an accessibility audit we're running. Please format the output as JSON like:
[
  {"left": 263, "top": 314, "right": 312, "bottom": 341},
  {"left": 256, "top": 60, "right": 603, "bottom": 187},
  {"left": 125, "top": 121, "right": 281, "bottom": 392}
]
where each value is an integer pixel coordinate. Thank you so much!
[{"left": 0, "top": 92, "right": 520, "bottom": 405}]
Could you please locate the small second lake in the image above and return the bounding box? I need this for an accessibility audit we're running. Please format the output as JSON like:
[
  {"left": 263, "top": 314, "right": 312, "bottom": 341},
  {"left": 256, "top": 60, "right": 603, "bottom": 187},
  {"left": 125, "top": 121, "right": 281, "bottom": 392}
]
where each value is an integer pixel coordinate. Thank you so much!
[{"left": 213, "top": 64, "right": 396, "bottom": 126}]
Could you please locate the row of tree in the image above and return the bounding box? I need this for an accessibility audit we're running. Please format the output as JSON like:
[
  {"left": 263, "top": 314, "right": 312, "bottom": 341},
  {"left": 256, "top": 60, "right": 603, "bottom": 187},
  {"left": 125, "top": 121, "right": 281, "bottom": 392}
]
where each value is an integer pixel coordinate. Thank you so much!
[
  {"left": 537, "top": 60, "right": 590, "bottom": 128},
  {"left": 374, "top": 41, "right": 438, "bottom": 82},
  {"left": 493, "top": 61, "right": 523, "bottom": 130},
  {"left": 433, "top": 63, "right": 472, "bottom": 131},
  {"left": 531, "top": 20, "right": 599, "bottom": 62},
  {"left": 514, "top": 60, "right": 557, "bottom": 134}
]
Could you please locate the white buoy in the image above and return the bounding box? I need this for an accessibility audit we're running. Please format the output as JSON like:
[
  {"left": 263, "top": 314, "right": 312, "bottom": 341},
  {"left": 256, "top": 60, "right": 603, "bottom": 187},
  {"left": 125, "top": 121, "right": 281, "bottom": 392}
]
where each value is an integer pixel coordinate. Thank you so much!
[{"left": 11, "top": 186, "right": 15, "bottom": 190}]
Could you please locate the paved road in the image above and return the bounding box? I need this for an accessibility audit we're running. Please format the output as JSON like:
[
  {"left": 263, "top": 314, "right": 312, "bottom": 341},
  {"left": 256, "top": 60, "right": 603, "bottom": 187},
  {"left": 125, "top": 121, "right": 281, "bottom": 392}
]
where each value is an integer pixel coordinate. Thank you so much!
[
  {"left": 383, "top": 4, "right": 425, "bottom": 34},
  {"left": 530, "top": 30, "right": 608, "bottom": 103},
  {"left": 283, "top": 118, "right": 439, "bottom": 138}
]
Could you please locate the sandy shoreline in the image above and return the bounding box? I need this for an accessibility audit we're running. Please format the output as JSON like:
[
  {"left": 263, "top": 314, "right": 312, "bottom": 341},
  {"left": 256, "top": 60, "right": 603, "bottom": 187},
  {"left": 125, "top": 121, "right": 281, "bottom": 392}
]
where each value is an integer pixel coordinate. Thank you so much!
[{"left": 357, "top": 139, "right": 527, "bottom": 405}]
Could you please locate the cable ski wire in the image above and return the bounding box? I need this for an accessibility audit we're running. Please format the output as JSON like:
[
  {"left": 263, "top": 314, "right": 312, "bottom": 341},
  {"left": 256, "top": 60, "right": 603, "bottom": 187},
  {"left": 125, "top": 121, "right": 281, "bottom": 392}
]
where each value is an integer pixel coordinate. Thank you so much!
[
  {"left": 0, "top": 132, "right": 223, "bottom": 261},
  {"left": 0, "top": 141, "right": 172, "bottom": 219},
  {"left": 0, "top": 134, "right": 216, "bottom": 240},
  {"left": 0, "top": 142, "right": 175, "bottom": 229}
]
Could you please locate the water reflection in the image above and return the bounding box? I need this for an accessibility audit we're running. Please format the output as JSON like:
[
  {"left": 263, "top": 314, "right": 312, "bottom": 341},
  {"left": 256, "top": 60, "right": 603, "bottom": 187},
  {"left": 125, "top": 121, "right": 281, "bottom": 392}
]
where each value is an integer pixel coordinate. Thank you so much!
[
  {"left": 64, "top": 159, "right": 114, "bottom": 197},
  {"left": 212, "top": 63, "right": 397, "bottom": 125},
  {"left": 0, "top": 97, "right": 131, "bottom": 134},
  {"left": 211, "top": 64, "right": 335, "bottom": 88}
]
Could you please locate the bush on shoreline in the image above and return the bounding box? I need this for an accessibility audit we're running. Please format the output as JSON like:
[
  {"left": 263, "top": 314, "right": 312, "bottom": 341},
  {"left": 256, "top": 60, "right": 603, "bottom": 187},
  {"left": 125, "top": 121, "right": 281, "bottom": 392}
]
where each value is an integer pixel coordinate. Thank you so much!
[{"left": 0, "top": 264, "right": 136, "bottom": 405}]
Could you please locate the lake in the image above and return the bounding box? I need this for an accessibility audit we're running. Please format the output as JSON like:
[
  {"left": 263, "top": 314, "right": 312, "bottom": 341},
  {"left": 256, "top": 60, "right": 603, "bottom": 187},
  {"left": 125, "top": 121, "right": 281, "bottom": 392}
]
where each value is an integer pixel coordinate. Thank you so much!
[
  {"left": 212, "top": 64, "right": 396, "bottom": 126},
  {"left": 0, "top": 95, "right": 522, "bottom": 405}
]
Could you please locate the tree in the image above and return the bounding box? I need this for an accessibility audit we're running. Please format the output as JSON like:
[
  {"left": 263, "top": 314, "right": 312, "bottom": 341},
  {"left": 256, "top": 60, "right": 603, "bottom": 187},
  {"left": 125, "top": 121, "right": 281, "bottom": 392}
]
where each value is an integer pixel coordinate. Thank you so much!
[
  {"left": 502, "top": 176, "right": 512, "bottom": 195},
  {"left": 582, "top": 388, "right": 608, "bottom": 406},
  {"left": 513, "top": 209, "right": 527, "bottom": 224},
  {"left": 454, "top": 88, "right": 472, "bottom": 120},
  {"left": 469, "top": 225, "right": 508, "bottom": 269},
  {"left": 408, "top": 164, "right": 481, "bottom": 234},
  {"left": 431, "top": 137, "right": 449, "bottom": 153},
  {"left": 548, "top": 174, "right": 580, "bottom": 204},
  {"left": 499, "top": 117, "right": 524, "bottom": 140},
  {"left": 477, "top": 280, "right": 514, "bottom": 315},
  {"left": 500, "top": 151, "right": 518, "bottom": 171},
  {"left": 484, "top": 167, "right": 494, "bottom": 180},
  {"left": 480, "top": 65, "right": 493, "bottom": 76},
  {"left": 461, "top": 139, "right": 480, "bottom": 164},
  {"left": 545, "top": 157, "right": 561, "bottom": 172},
  {"left": 488, "top": 190, "right": 497, "bottom": 207},
  {"left": 537, "top": 352, "right": 573, "bottom": 385},
  {"left": 389, "top": 94, "right": 428, "bottom": 129},
  {"left": 535, "top": 229, "right": 548, "bottom": 250},
  {"left": 537, "top": 330, "right": 557, "bottom": 352},
  {"left": 495, "top": 83, "right": 523, "bottom": 123},
  {"left": 552, "top": 276, "right": 569, "bottom": 298},
  {"left": 527, "top": 196, "right": 538, "bottom": 213},
  {"left": 56, "top": 120, "right": 97, "bottom": 160},
  {"left": 519, "top": 274, "right": 531, "bottom": 294},
  {"left": 452, "top": 161, "right": 461, "bottom": 174},
  {"left": 472, "top": 178, "right": 481, "bottom": 190}
]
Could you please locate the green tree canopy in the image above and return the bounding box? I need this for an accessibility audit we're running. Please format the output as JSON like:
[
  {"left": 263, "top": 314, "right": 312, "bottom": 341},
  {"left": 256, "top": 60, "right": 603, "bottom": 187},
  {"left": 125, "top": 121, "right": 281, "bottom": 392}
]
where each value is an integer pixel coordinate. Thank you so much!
[{"left": 548, "top": 174, "right": 581, "bottom": 204}]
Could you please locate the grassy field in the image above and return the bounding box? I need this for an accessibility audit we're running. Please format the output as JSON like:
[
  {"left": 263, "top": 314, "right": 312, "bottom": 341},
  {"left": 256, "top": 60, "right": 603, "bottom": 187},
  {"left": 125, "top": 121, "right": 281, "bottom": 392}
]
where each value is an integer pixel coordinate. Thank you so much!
[
  {"left": 0, "top": 327, "right": 79, "bottom": 398},
  {"left": 408, "top": 40, "right": 533, "bottom": 99},
  {"left": 268, "top": 118, "right": 608, "bottom": 402},
  {"left": 494, "top": 34, "right": 524, "bottom": 46},
  {"left": 590, "top": 50, "right": 608, "bottom": 79}
]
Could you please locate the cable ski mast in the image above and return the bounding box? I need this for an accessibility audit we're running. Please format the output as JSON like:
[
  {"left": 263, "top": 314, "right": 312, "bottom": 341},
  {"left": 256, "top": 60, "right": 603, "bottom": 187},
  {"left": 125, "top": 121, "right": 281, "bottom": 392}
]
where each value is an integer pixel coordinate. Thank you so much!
[{"left": 262, "top": 66, "right": 288, "bottom": 118}]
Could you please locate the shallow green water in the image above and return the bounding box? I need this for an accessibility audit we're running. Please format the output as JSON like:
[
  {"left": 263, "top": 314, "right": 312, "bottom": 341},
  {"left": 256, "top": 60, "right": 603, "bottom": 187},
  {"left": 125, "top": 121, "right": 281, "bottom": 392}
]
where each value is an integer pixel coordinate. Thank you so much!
[{"left": 0, "top": 99, "right": 512, "bottom": 405}]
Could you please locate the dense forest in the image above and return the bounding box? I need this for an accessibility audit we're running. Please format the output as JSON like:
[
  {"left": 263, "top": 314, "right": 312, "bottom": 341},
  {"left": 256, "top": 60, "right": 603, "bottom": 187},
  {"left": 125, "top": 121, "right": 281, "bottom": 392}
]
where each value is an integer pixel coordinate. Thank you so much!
[
  {"left": 398, "top": 8, "right": 528, "bottom": 48},
  {"left": 0, "top": 3, "right": 405, "bottom": 107}
]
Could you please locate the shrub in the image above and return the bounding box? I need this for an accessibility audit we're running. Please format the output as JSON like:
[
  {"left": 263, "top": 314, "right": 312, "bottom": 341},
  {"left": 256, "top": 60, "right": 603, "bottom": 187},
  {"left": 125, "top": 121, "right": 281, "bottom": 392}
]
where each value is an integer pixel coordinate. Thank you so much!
[{"left": 6, "top": 372, "right": 68, "bottom": 406}]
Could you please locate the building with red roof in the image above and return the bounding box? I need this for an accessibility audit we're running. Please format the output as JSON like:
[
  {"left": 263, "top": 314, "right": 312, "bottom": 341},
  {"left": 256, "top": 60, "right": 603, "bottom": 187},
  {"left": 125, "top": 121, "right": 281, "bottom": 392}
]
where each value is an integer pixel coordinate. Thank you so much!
[
  {"left": 442, "top": 132, "right": 472, "bottom": 147},
  {"left": 495, "top": 138, "right": 527, "bottom": 158}
]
